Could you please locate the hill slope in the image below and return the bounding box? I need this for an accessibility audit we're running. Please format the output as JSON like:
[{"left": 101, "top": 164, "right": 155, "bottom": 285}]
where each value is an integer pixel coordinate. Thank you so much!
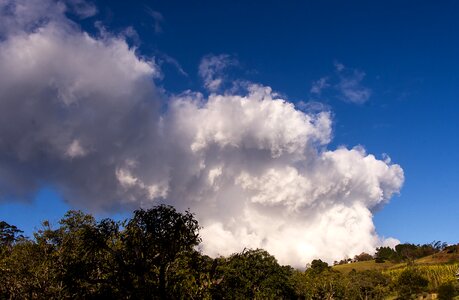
[{"left": 333, "top": 245, "right": 459, "bottom": 273}]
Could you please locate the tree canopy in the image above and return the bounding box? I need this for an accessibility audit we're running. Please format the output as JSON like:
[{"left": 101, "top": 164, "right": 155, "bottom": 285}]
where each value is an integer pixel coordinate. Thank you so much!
[{"left": 1, "top": 206, "right": 458, "bottom": 299}]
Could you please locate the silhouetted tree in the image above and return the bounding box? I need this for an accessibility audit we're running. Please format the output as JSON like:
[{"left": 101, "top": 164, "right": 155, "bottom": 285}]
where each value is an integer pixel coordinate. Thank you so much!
[
  {"left": 122, "top": 204, "right": 201, "bottom": 298},
  {"left": 0, "top": 221, "right": 24, "bottom": 248}
]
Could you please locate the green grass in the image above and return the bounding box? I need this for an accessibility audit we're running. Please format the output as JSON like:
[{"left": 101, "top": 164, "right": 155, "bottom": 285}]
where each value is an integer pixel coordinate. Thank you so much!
[
  {"left": 334, "top": 259, "right": 459, "bottom": 293},
  {"left": 416, "top": 252, "right": 459, "bottom": 264},
  {"left": 333, "top": 260, "right": 397, "bottom": 273},
  {"left": 334, "top": 247, "right": 459, "bottom": 274},
  {"left": 383, "top": 263, "right": 459, "bottom": 290}
]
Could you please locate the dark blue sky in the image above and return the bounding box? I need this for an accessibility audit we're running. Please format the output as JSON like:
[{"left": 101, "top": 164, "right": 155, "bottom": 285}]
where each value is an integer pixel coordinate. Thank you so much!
[{"left": 1, "top": 0, "right": 458, "bottom": 245}]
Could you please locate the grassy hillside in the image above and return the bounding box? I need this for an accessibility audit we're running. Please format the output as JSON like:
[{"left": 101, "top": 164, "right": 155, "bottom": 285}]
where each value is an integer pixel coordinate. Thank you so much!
[
  {"left": 384, "top": 263, "right": 459, "bottom": 290},
  {"left": 333, "top": 260, "right": 399, "bottom": 273},
  {"left": 333, "top": 246, "right": 459, "bottom": 274},
  {"left": 416, "top": 247, "right": 459, "bottom": 264}
]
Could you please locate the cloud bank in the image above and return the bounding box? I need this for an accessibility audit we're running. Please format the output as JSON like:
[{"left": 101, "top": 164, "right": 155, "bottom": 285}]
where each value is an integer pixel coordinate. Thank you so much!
[{"left": 0, "top": 0, "right": 404, "bottom": 267}]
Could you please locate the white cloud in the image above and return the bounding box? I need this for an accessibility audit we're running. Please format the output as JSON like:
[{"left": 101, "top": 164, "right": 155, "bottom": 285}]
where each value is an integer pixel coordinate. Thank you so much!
[
  {"left": 198, "top": 54, "right": 238, "bottom": 92},
  {"left": 162, "top": 86, "right": 403, "bottom": 267},
  {"left": 335, "top": 62, "right": 372, "bottom": 104},
  {"left": 66, "top": 139, "right": 87, "bottom": 158},
  {"left": 334, "top": 61, "right": 345, "bottom": 72},
  {"left": 309, "top": 62, "right": 372, "bottom": 104},
  {"left": 145, "top": 7, "right": 164, "bottom": 34},
  {"left": 65, "top": 0, "right": 97, "bottom": 19},
  {"left": 0, "top": 0, "right": 404, "bottom": 267},
  {"left": 381, "top": 237, "right": 400, "bottom": 249},
  {"left": 310, "top": 77, "right": 330, "bottom": 95},
  {"left": 158, "top": 53, "right": 188, "bottom": 77}
]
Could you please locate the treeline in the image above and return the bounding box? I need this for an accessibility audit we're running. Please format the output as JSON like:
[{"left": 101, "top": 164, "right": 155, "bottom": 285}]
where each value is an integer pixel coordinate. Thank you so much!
[
  {"left": 1, "top": 205, "right": 458, "bottom": 299},
  {"left": 334, "top": 241, "right": 450, "bottom": 265},
  {"left": 375, "top": 242, "right": 448, "bottom": 263}
]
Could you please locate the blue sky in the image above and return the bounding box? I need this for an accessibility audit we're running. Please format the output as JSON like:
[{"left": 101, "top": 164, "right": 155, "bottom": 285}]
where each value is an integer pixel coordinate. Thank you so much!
[{"left": 0, "top": 0, "right": 458, "bottom": 252}]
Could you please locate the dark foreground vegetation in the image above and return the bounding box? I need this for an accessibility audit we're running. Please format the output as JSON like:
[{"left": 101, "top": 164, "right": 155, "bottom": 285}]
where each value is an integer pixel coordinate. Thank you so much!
[{"left": 1, "top": 205, "right": 458, "bottom": 299}]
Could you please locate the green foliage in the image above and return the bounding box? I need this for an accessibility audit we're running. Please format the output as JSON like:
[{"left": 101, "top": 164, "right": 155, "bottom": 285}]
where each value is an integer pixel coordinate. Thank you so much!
[
  {"left": 309, "top": 259, "right": 330, "bottom": 273},
  {"left": 384, "top": 263, "right": 459, "bottom": 290},
  {"left": 291, "top": 266, "right": 391, "bottom": 300},
  {"left": 375, "top": 246, "right": 399, "bottom": 263},
  {"left": 395, "top": 268, "right": 429, "bottom": 299},
  {"left": 0, "top": 207, "right": 457, "bottom": 299},
  {"left": 395, "top": 243, "right": 442, "bottom": 262},
  {"left": 343, "top": 270, "right": 390, "bottom": 299},
  {"left": 437, "top": 281, "right": 458, "bottom": 300},
  {"left": 290, "top": 260, "right": 348, "bottom": 300},
  {"left": 165, "top": 251, "right": 214, "bottom": 299},
  {"left": 52, "top": 211, "right": 112, "bottom": 297},
  {"left": 354, "top": 252, "right": 374, "bottom": 262},
  {"left": 333, "top": 259, "right": 396, "bottom": 274},
  {"left": 0, "top": 239, "right": 60, "bottom": 298},
  {"left": 0, "top": 221, "right": 24, "bottom": 247},
  {"left": 122, "top": 204, "right": 201, "bottom": 298},
  {"left": 395, "top": 243, "right": 419, "bottom": 261},
  {"left": 375, "top": 242, "right": 447, "bottom": 264},
  {"left": 212, "top": 248, "right": 294, "bottom": 299},
  {"left": 0, "top": 206, "right": 203, "bottom": 299}
]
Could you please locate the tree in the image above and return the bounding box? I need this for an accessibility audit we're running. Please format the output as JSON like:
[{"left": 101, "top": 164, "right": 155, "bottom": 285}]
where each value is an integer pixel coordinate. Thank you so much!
[
  {"left": 354, "top": 252, "right": 373, "bottom": 262},
  {"left": 309, "top": 259, "right": 330, "bottom": 274},
  {"left": 165, "top": 251, "right": 214, "bottom": 299},
  {"left": 0, "top": 221, "right": 24, "bottom": 248},
  {"left": 0, "top": 207, "right": 205, "bottom": 299},
  {"left": 291, "top": 259, "right": 347, "bottom": 300},
  {"left": 345, "top": 270, "right": 390, "bottom": 300},
  {"left": 122, "top": 204, "right": 201, "bottom": 298},
  {"left": 395, "top": 268, "right": 428, "bottom": 299},
  {"left": 437, "top": 281, "right": 458, "bottom": 300},
  {"left": 212, "top": 248, "right": 294, "bottom": 299},
  {"left": 375, "top": 246, "right": 399, "bottom": 263},
  {"left": 28, "top": 211, "right": 121, "bottom": 298}
]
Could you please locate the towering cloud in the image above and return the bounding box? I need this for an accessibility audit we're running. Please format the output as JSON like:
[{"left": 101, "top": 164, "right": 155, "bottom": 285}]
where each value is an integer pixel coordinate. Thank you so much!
[{"left": 0, "top": 0, "right": 404, "bottom": 267}]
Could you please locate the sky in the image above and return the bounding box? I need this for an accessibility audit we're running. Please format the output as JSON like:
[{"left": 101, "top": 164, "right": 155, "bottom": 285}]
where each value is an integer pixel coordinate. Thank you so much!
[{"left": 0, "top": 0, "right": 457, "bottom": 266}]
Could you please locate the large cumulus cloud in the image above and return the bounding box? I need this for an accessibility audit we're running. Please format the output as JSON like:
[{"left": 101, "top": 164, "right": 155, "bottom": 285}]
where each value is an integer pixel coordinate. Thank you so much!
[{"left": 0, "top": 0, "right": 404, "bottom": 267}]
